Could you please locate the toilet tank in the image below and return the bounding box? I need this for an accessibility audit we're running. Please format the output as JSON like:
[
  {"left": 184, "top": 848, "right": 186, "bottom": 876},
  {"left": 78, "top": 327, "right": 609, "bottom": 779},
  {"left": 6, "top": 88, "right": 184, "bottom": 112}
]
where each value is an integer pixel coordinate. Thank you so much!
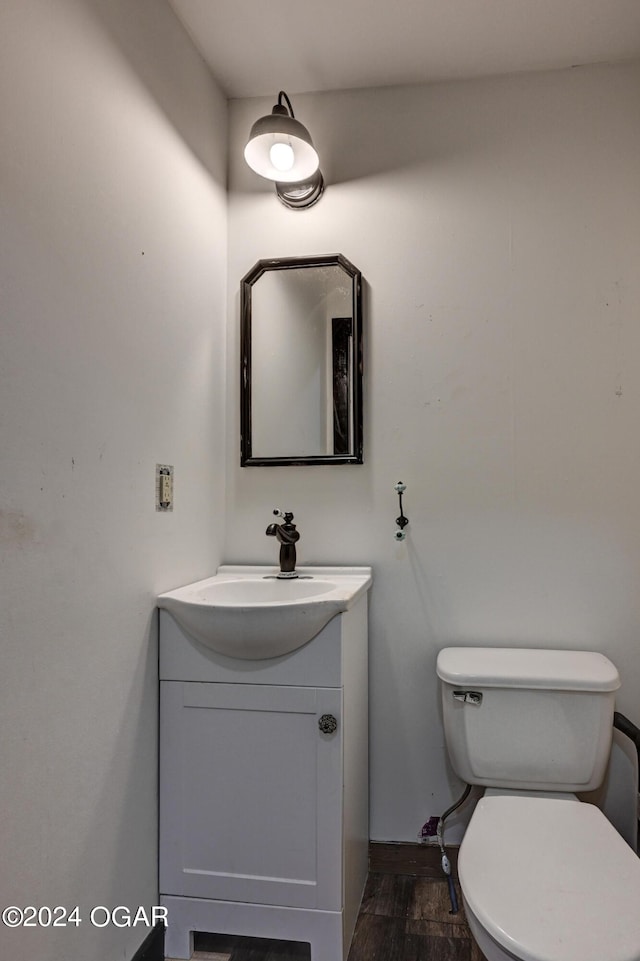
[{"left": 437, "top": 648, "right": 620, "bottom": 791}]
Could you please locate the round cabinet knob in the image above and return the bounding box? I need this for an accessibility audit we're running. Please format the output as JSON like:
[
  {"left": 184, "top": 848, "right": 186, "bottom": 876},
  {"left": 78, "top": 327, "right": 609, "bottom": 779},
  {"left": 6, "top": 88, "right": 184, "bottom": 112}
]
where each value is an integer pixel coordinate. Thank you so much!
[{"left": 318, "top": 714, "right": 338, "bottom": 735}]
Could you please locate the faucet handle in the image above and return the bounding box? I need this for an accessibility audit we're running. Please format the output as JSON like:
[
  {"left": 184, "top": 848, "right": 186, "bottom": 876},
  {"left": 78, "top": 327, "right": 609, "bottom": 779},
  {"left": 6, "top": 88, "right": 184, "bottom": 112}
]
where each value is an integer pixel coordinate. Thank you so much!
[{"left": 273, "top": 508, "right": 294, "bottom": 523}]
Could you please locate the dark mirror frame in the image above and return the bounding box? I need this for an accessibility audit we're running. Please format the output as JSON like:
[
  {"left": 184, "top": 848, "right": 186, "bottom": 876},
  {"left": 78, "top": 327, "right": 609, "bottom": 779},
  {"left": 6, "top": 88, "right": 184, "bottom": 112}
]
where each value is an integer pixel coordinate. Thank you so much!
[{"left": 240, "top": 253, "right": 364, "bottom": 467}]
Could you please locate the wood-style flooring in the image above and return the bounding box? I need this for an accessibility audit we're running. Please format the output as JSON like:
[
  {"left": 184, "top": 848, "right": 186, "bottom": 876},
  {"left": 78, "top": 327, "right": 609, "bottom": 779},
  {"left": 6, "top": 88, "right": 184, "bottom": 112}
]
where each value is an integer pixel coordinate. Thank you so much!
[
  {"left": 171, "top": 844, "right": 485, "bottom": 961},
  {"left": 348, "top": 872, "right": 485, "bottom": 961}
]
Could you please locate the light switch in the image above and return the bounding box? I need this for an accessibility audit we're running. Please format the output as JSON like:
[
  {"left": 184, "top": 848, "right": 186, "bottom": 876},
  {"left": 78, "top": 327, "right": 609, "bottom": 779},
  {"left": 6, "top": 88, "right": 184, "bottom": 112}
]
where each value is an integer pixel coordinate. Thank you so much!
[{"left": 156, "top": 464, "right": 174, "bottom": 511}]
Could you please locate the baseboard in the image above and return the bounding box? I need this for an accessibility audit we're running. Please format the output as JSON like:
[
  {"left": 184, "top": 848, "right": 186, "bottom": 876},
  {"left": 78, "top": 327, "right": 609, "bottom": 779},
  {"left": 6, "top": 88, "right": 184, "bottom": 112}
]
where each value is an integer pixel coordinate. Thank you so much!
[
  {"left": 131, "top": 921, "right": 165, "bottom": 961},
  {"left": 368, "top": 841, "right": 459, "bottom": 878}
]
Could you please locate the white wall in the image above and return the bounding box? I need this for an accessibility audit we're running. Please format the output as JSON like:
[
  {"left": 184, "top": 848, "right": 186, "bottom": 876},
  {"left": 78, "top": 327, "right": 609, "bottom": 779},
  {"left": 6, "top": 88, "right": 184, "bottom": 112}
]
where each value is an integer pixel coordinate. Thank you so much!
[
  {"left": 0, "top": 1, "right": 227, "bottom": 958},
  {"left": 227, "top": 62, "right": 640, "bottom": 841}
]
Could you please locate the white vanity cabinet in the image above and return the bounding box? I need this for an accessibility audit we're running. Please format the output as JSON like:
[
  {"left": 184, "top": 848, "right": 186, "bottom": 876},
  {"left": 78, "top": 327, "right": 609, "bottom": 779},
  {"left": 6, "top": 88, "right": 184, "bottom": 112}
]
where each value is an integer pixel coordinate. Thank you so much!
[{"left": 159, "top": 590, "right": 369, "bottom": 961}]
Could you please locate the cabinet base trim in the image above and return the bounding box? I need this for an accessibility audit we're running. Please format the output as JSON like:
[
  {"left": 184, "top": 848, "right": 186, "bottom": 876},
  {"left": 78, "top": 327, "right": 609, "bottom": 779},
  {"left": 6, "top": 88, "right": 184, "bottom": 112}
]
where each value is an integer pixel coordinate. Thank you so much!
[{"left": 161, "top": 894, "right": 346, "bottom": 961}]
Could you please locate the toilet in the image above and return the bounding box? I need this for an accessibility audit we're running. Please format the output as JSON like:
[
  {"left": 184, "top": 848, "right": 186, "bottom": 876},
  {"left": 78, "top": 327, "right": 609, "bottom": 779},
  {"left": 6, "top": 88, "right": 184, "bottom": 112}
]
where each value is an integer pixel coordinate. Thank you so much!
[{"left": 436, "top": 647, "right": 640, "bottom": 961}]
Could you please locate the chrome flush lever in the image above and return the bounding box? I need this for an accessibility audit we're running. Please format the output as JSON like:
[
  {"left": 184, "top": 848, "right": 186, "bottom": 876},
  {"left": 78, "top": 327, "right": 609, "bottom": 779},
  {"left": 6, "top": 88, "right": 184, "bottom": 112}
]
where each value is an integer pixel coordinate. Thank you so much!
[{"left": 452, "top": 690, "right": 483, "bottom": 705}]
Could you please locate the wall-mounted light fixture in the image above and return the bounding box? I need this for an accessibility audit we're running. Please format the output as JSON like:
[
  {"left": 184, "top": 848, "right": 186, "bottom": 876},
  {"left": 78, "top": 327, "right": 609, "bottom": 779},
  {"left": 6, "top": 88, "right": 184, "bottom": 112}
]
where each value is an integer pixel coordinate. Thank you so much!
[{"left": 244, "top": 91, "right": 324, "bottom": 209}]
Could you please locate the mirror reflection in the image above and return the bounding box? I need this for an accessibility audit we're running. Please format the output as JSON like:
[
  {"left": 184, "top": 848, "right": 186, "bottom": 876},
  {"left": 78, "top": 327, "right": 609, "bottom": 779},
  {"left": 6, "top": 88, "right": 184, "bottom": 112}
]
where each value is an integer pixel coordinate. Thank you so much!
[{"left": 241, "top": 254, "right": 363, "bottom": 466}]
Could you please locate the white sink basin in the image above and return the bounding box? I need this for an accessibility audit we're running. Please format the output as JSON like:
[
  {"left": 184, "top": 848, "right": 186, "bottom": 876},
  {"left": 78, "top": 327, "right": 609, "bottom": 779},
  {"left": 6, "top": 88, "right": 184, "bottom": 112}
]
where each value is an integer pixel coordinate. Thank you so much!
[{"left": 158, "top": 565, "right": 372, "bottom": 660}]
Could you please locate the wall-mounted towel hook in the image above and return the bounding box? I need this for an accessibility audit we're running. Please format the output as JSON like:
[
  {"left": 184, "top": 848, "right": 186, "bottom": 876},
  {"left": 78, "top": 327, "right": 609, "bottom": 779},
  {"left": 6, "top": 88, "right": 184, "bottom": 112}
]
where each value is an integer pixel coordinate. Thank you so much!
[{"left": 394, "top": 481, "right": 409, "bottom": 540}]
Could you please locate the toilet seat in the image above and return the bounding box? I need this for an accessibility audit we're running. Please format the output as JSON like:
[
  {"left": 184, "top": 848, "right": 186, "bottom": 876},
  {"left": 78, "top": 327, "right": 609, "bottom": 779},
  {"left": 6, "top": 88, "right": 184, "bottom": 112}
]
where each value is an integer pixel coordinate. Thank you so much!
[{"left": 459, "top": 792, "right": 640, "bottom": 961}]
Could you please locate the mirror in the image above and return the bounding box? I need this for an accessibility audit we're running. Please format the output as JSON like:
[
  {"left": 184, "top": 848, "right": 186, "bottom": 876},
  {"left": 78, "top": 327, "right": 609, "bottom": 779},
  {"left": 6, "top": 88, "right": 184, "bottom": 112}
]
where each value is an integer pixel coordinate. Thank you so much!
[{"left": 240, "top": 254, "right": 363, "bottom": 466}]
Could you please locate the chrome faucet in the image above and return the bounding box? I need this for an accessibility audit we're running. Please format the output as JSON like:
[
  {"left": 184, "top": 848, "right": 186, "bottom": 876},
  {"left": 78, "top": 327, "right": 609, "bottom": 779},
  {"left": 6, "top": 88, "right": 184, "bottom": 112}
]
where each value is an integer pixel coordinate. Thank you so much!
[{"left": 266, "top": 509, "right": 300, "bottom": 578}]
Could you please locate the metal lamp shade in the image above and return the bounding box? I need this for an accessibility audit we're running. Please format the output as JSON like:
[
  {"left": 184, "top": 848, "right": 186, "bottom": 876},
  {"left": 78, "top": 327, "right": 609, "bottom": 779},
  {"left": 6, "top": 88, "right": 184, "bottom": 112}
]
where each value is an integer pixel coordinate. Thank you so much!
[{"left": 244, "top": 111, "right": 320, "bottom": 183}]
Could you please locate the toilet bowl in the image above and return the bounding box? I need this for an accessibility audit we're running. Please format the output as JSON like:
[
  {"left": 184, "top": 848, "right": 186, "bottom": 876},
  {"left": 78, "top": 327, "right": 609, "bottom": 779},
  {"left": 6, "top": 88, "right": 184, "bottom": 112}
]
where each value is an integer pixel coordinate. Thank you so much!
[
  {"left": 436, "top": 647, "right": 640, "bottom": 961},
  {"left": 459, "top": 790, "right": 640, "bottom": 961}
]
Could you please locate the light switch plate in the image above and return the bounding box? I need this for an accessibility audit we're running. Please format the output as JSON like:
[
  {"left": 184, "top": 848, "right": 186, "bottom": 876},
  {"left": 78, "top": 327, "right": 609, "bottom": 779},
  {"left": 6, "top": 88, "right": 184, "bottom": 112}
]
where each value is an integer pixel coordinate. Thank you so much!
[{"left": 156, "top": 464, "right": 174, "bottom": 512}]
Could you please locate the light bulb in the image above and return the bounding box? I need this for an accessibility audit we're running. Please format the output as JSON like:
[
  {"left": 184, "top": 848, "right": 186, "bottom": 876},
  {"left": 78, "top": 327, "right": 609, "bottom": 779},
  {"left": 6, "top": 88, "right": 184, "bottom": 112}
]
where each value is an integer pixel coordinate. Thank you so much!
[{"left": 269, "top": 141, "right": 295, "bottom": 173}]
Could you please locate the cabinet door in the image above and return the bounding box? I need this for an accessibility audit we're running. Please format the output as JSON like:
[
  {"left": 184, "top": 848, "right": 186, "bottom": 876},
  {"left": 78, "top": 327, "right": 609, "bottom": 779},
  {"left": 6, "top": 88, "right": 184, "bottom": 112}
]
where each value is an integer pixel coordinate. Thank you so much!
[{"left": 160, "top": 682, "right": 343, "bottom": 910}]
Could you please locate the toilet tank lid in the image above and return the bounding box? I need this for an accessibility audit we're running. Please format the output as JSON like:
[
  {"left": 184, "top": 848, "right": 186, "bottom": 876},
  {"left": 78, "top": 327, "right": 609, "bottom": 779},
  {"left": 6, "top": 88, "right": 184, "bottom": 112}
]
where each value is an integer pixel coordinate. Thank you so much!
[{"left": 436, "top": 647, "right": 620, "bottom": 692}]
